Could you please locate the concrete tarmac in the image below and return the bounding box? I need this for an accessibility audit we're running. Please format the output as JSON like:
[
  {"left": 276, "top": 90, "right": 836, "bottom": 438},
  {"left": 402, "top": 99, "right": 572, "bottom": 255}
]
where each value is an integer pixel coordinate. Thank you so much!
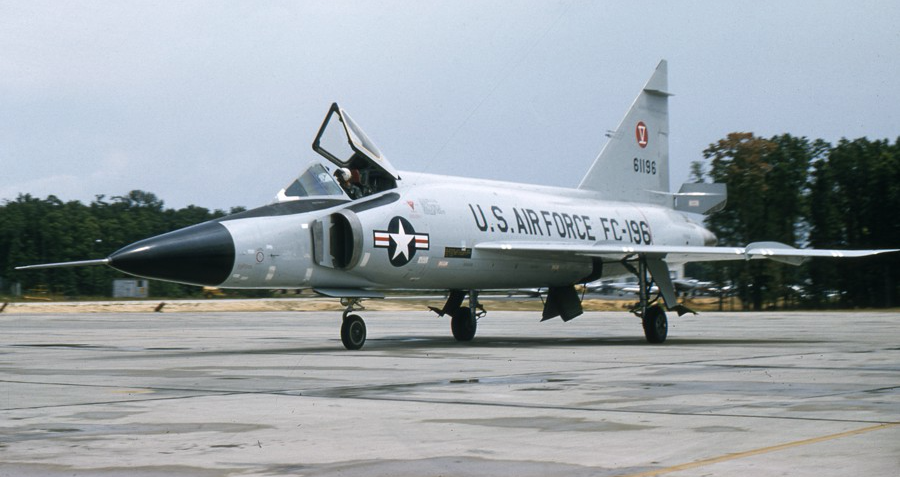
[{"left": 1, "top": 309, "right": 898, "bottom": 476}]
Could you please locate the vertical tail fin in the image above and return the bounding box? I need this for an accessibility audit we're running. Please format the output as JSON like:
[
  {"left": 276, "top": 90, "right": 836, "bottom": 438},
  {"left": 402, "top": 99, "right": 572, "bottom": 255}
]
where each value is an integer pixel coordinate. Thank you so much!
[{"left": 578, "top": 60, "right": 671, "bottom": 205}]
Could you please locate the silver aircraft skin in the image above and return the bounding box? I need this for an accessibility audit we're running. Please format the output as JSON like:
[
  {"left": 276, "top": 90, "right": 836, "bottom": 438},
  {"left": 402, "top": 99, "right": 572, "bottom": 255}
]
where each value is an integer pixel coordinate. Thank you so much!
[{"left": 18, "top": 60, "right": 897, "bottom": 349}]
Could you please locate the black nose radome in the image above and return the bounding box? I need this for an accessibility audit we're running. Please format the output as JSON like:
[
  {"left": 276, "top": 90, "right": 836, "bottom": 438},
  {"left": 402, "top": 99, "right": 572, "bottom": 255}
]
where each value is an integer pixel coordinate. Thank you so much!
[{"left": 108, "top": 221, "right": 235, "bottom": 286}]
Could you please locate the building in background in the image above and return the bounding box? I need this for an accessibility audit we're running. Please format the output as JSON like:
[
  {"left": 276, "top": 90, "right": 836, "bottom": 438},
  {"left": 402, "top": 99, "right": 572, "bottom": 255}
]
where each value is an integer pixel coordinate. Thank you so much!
[{"left": 112, "top": 279, "right": 148, "bottom": 298}]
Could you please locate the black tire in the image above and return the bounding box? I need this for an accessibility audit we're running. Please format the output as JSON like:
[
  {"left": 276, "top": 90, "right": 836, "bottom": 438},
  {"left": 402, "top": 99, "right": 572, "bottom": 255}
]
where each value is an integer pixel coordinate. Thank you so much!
[
  {"left": 341, "top": 314, "right": 367, "bottom": 350},
  {"left": 642, "top": 305, "right": 668, "bottom": 344},
  {"left": 450, "top": 309, "right": 477, "bottom": 342}
]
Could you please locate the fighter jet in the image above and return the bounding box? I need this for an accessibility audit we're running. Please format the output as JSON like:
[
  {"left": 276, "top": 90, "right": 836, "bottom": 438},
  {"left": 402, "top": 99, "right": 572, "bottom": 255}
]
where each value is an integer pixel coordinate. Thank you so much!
[{"left": 18, "top": 61, "right": 897, "bottom": 349}]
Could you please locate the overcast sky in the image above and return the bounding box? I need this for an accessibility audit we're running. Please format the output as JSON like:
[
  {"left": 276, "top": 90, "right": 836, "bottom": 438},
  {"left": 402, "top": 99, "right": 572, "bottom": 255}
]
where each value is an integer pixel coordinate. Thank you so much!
[{"left": 2, "top": 1, "right": 898, "bottom": 210}]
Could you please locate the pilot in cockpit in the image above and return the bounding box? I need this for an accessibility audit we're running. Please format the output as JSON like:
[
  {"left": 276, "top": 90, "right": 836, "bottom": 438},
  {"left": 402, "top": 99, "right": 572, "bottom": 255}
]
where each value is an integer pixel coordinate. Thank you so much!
[{"left": 335, "top": 167, "right": 363, "bottom": 200}]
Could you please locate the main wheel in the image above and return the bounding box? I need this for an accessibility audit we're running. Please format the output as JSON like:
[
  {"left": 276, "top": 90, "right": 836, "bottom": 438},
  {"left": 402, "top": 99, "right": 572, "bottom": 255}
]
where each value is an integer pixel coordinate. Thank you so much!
[
  {"left": 341, "top": 314, "right": 367, "bottom": 350},
  {"left": 642, "top": 305, "right": 668, "bottom": 344},
  {"left": 450, "top": 308, "right": 477, "bottom": 342}
]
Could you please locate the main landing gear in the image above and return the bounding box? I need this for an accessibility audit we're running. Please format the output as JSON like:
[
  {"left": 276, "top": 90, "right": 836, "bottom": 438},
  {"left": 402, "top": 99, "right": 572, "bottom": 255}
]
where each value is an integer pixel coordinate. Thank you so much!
[
  {"left": 627, "top": 257, "right": 668, "bottom": 344},
  {"left": 430, "top": 290, "right": 485, "bottom": 343},
  {"left": 340, "top": 297, "right": 367, "bottom": 350},
  {"left": 641, "top": 304, "right": 668, "bottom": 344}
]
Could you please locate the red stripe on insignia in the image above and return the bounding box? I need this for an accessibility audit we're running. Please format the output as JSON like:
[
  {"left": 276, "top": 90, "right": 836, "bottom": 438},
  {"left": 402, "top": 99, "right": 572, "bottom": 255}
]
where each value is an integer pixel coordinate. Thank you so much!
[{"left": 374, "top": 233, "right": 390, "bottom": 247}]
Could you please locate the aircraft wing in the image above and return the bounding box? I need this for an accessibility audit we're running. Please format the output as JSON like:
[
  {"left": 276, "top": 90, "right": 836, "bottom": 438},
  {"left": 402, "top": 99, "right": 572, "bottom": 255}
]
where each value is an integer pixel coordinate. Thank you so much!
[{"left": 474, "top": 241, "right": 897, "bottom": 265}]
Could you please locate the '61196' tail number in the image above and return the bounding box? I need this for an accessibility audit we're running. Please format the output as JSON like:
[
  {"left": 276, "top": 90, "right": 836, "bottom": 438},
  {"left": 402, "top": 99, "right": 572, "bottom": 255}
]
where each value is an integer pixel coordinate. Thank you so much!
[{"left": 634, "top": 157, "right": 656, "bottom": 175}]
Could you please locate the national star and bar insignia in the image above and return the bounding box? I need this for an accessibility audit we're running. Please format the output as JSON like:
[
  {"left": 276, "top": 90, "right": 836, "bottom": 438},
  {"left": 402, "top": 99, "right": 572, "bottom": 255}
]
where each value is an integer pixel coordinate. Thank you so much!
[{"left": 373, "top": 216, "right": 430, "bottom": 267}]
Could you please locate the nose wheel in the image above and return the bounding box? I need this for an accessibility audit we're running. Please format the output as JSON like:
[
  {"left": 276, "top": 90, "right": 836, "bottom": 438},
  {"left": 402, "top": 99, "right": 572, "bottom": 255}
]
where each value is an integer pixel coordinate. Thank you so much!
[
  {"left": 341, "top": 314, "right": 367, "bottom": 350},
  {"left": 340, "top": 298, "right": 367, "bottom": 350}
]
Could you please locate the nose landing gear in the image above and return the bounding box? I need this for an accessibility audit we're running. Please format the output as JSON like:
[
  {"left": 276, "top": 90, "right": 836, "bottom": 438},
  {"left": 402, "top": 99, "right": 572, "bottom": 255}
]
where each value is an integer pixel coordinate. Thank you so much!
[{"left": 340, "top": 297, "right": 367, "bottom": 350}]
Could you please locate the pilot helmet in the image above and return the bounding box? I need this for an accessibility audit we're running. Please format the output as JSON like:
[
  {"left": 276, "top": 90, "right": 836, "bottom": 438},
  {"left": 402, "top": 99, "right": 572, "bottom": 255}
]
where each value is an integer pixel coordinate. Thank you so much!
[{"left": 336, "top": 167, "right": 351, "bottom": 181}]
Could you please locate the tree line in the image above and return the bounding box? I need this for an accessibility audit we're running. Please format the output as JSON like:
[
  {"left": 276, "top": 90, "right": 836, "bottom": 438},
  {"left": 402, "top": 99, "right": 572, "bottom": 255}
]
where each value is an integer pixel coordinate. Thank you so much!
[
  {"left": 690, "top": 133, "right": 899, "bottom": 309},
  {"left": 0, "top": 190, "right": 247, "bottom": 298}
]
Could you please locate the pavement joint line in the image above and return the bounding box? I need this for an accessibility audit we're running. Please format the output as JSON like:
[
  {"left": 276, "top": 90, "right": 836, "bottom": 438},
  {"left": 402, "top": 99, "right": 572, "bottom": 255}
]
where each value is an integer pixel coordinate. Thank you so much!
[
  {"left": 705, "top": 363, "right": 900, "bottom": 372},
  {"left": 4, "top": 375, "right": 897, "bottom": 426},
  {"left": 295, "top": 393, "right": 897, "bottom": 425},
  {"left": 4, "top": 380, "right": 896, "bottom": 426},
  {"left": 616, "top": 422, "right": 900, "bottom": 477},
  {"left": 2, "top": 392, "right": 248, "bottom": 411},
  {"left": 0, "top": 378, "right": 295, "bottom": 396},
  {"left": 806, "top": 385, "right": 900, "bottom": 399}
]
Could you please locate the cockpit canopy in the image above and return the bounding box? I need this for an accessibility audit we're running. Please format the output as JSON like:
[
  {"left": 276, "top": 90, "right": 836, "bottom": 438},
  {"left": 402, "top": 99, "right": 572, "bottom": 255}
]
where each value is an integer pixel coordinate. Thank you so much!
[
  {"left": 275, "top": 161, "right": 345, "bottom": 202},
  {"left": 277, "top": 104, "right": 400, "bottom": 203},
  {"left": 313, "top": 103, "right": 399, "bottom": 196}
]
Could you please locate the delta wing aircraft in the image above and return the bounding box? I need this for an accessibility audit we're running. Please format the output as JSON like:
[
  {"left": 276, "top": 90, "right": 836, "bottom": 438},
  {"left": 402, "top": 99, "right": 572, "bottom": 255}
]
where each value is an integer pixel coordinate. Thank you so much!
[{"left": 18, "top": 61, "right": 897, "bottom": 350}]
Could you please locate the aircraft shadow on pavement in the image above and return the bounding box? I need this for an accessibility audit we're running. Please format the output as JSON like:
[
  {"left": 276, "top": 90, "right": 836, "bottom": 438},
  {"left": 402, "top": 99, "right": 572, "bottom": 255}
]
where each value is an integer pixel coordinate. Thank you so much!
[
  {"left": 105, "top": 335, "right": 824, "bottom": 359},
  {"left": 367, "top": 335, "right": 824, "bottom": 350}
]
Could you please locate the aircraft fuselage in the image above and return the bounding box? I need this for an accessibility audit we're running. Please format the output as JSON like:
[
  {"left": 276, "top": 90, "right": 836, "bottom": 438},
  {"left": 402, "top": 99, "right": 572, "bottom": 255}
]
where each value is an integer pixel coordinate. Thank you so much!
[{"left": 208, "top": 172, "right": 714, "bottom": 291}]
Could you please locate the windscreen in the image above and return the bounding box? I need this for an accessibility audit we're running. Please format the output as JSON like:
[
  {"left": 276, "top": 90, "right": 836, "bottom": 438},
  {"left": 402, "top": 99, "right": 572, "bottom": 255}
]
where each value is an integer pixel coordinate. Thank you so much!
[{"left": 277, "top": 162, "right": 345, "bottom": 201}]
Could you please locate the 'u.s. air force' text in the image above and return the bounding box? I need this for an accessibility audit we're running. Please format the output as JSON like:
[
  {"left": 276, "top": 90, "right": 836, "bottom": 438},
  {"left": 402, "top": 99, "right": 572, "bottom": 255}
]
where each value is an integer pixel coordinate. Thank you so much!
[{"left": 468, "top": 204, "right": 652, "bottom": 244}]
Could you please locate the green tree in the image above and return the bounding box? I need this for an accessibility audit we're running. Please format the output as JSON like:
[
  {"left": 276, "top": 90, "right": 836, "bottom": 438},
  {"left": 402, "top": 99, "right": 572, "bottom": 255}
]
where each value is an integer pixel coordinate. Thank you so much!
[
  {"left": 701, "top": 133, "right": 821, "bottom": 310},
  {"left": 808, "top": 138, "right": 900, "bottom": 307},
  {"left": 2, "top": 191, "right": 248, "bottom": 299}
]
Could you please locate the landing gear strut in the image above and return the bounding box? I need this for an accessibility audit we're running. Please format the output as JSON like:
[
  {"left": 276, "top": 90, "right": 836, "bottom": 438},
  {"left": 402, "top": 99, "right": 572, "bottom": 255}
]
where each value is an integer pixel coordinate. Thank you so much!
[
  {"left": 627, "top": 257, "right": 668, "bottom": 344},
  {"left": 431, "top": 290, "right": 485, "bottom": 342},
  {"left": 340, "top": 297, "right": 367, "bottom": 350}
]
